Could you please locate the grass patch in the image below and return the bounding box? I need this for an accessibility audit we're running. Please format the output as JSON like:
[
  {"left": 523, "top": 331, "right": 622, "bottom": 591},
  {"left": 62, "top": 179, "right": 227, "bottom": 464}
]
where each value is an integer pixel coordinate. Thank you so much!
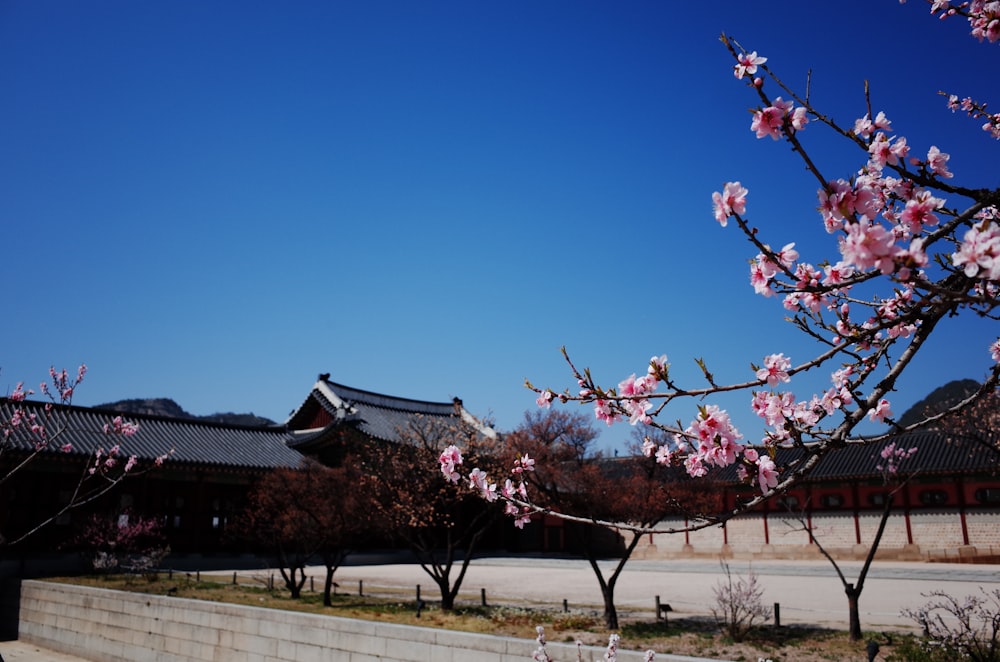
[{"left": 49, "top": 573, "right": 905, "bottom": 661}]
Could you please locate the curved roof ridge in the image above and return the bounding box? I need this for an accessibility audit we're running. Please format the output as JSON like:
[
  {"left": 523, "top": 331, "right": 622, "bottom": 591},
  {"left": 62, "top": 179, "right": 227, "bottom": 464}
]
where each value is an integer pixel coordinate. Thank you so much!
[{"left": 321, "top": 378, "right": 458, "bottom": 415}]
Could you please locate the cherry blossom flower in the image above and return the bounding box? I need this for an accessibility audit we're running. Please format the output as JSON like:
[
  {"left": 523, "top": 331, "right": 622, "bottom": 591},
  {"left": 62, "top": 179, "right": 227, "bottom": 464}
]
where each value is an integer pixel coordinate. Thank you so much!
[
  {"left": 712, "top": 181, "right": 748, "bottom": 226},
  {"left": 513, "top": 453, "right": 535, "bottom": 473},
  {"left": 876, "top": 442, "right": 918, "bottom": 476},
  {"left": 926, "top": 145, "right": 953, "bottom": 178},
  {"left": 756, "top": 353, "right": 792, "bottom": 387},
  {"left": 594, "top": 399, "right": 620, "bottom": 426},
  {"left": 953, "top": 223, "right": 1000, "bottom": 279},
  {"left": 468, "top": 468, "right": 497, "bottom": 502},
  {"left": 734, "top": 50, "right": 766, "bottom": 78},
  {"left": 868, "top": 398, "right": 894, "bottom": 423},
  {"left": 756, "top": 455, "right": 779, "bottom": 493},
  {"left": 438, "top": 445, "right": 463, "bottom": 482},
  {"left": 899, "top": 190, "right": 943, "bottom": 235},
  {"left": 536, "top": 390, "right": 553, "bottom": 409},
  {"left": 751, "top": 98, "right": 795, "bottom": 140},
  {"left": 991, "top": 338, "right": 1000, "bottom": 363},
  {"left": 840, "top": 220, "right": 899, "bottom": 274}
]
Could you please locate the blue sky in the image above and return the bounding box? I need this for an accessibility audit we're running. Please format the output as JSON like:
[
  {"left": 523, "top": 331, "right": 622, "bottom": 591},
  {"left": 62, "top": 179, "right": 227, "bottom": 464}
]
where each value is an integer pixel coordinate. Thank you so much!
[{"left": 2, "top": 1, "right": 997, "bottom": 453}]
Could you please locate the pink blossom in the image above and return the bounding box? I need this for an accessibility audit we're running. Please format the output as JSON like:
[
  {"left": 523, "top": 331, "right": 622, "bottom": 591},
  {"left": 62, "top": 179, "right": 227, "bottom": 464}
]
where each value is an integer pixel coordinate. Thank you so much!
[
  {"left": 867, "top": 133, "right": 908, "bottom": 167},
  {"left": 822, "top": 261, "right": 854, "bottom": 287},
  {"left": 991, "top": 338, "right": 1000, "bottom": 363},
  {"left": 790, "top": 106, "right": 809, "bottom": 131},
  {"left": 712, "top": 182, "right": 748, "bottom": 226},
  {"left": 9, "top": 383, "right": 30, "bottom": 402},
  {"left": 953, "top": 223, "right": 1000, "bottom": 279},
  {"left": 734, "top": 51, "right": 767, "bottom": 78},
  {"left": 654, "top": 445, "right": 673, "bottom": 465},
  {"left": 684, "top": 453, "right": 707, "bottom": 478},
  {"left": 820, "top": 386, "right": 853, "bottom": 414},
  {"left": 899, "top": 191, "right": 943, "bottom": 235},
  {"left": 840, "top": 220, "right": 899, "bottom": 273},
  {"left": 438, "top": 445, "right": 463, "bottom": 482},
  {"left": 641, "top": 438, "right": 656, "bottom": 457},
  {"left": 619, "top": 373, "right": 657, "bottom": 425},
  {"left": 756, "top": 455, "right": 779, "bottom": 493},
  {"left": 926, "top": 146, "right": 953, "bottom": 178},
  {"left": 868, "top": 398, "right": 893, "bottom": 423},
  {"left": 749, "top": 260, "right": 776, "bottom": 297},
  {"left": 514, "top": 511, "right": 532, "bottom": 529},
  {"left": 756, "top": 353, "right": 792, "bottom": 387},
  {"left": 594, "top": 399, "right": 620, "bottom": 426},
  {"left": 876, "top": 441, "right": 918, "bottom": 476},
  {"left": 751, "top": 103, "right": 786, "bottom": 140},
  {"left": 468, "top": 468, "right": 497, "bottom": 502},
  {"left": 752, "top": 390, "right": 795, "bottom": 427},
  {"left": 513, "top": 453, "right": 535, "bottom": 473},
  {"left": 648, "top": 354, "right": 669, "bottom": 377},
  {"left": 536, "top": 390, "right": 553, "bottom": 409}
]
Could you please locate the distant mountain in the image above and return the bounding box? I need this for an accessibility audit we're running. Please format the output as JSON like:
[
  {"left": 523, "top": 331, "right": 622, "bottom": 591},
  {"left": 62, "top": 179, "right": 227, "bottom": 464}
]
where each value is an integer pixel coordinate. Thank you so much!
[
  {"left": 896, "top": 379, "right": 981, "bottom": 428},
  {"left": 95, "top": 398, "right": 277, "bottom": 427}
]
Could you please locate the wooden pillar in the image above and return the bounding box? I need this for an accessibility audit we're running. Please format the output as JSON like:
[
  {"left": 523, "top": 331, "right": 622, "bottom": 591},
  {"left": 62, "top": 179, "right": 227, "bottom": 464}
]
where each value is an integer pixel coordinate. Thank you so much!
[
  {"left": 853, "top": 482, "right": 862, "bottom": 545},
  {"left": 762, "top": 503, "right": 770, "bottom": 545},
  {"left": 903, "top": 483, "right": 914, "bottom": 545},
  {"left": 958, "top": 476, "right": 970, "bottom": 546}
]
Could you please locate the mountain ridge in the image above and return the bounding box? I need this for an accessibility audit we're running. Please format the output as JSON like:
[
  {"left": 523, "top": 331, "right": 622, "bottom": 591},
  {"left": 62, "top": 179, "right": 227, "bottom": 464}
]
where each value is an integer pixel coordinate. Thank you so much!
[{"left": 94, "top": 397, "right": 277, "bottom": 427}]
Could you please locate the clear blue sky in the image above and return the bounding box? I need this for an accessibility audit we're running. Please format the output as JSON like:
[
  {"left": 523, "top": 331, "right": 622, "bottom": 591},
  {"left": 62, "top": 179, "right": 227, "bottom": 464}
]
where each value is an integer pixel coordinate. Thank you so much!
[{"left": 2, "top": 1, "right": 996, "bottom": 453}]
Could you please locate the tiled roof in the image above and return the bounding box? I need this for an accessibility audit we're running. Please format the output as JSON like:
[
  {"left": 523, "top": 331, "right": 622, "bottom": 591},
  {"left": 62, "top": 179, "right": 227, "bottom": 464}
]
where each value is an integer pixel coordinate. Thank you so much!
[
  {"left": 806, "top": 430, "right": 998, "bottom": 480},
  {"left": 716, "top": 430, "right": 999, "bottom": 484},
  {"left": 286, "top": 377, "right": 464, "bottom": 443},
  {"left": 0, "top": 399, "right": 305, "bottom": 471}
]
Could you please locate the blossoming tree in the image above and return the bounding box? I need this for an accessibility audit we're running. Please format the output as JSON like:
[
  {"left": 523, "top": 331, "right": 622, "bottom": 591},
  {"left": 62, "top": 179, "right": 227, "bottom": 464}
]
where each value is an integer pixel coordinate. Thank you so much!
[
  {"left": 367, "top": 414, "right": 505, "bottom": 611},
  {"left": 505, "top": 409, "right": 720, "bottom": 629},
  {"left": 0, "top": 365, "right": 152, "bottom": 546},
  {"left": 443, "top": 1, "right": 1000, "bottom": 533}
]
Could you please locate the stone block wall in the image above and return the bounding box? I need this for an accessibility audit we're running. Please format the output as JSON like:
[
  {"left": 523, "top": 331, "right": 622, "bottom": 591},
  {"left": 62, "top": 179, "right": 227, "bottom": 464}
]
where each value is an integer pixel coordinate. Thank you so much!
[
  {"left": 17, "top": 580, "right": 722, "bottom": 662},
  {"left": 634, "top": 508, "right": 1000, "bottom": 561}
]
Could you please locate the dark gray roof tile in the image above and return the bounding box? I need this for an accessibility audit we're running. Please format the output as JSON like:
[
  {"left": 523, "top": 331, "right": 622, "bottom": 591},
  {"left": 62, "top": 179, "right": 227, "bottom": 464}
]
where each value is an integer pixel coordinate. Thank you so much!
[{"left": 0, "top": 399, "right": 304, "bottom": 471}]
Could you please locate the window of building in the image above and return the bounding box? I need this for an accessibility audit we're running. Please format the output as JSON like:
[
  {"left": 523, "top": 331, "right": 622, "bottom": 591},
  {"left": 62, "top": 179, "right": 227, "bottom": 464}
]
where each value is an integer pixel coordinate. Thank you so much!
[
  {"left": 777, "top": 495, "right": 799, "bottom": 509},
  {"left": 919, "top": 490, "right": 949, "bottom": 506},
  {"left": 975, "top": 488, "right": 1000, "bottom": 504},
  {"left": 820, "top": 494, "right": 844, "bottom": 508}
]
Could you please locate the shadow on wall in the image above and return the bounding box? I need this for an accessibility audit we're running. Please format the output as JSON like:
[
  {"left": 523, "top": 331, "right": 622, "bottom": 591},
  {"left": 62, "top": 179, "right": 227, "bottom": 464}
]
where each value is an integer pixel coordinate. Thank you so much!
[{"left": 0, "top": 579, "right": 21, "bottom": 641}]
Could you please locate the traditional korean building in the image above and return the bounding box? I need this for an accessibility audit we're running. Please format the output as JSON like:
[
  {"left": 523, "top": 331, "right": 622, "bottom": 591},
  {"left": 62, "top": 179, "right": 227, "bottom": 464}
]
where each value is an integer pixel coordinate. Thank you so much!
[
  {"left": 0, "top": 374, "right": 499, "bottom": 572},
  {"left": 633, "top": 430, "right": 1000, "bottom": 562},
  {"left": 283, "top": 374, "right": 497, "bottom": 465},
  {"left": 3, "top": 376, "right": 997, "bottom": 568},
  {"left": 0, "top": 398, "right": 305, "bottom": 569}
]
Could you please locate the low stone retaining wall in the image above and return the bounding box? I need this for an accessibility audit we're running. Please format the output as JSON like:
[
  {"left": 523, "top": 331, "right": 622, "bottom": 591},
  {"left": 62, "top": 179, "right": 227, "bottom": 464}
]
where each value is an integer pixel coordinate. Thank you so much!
[{"left": 17, "top": 580, "right": 725, "bottom": 662}]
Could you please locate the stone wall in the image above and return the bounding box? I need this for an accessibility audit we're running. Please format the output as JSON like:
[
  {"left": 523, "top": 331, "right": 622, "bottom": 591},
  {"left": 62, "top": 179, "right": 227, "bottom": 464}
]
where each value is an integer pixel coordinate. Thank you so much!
[
  {"left": 634, "top": 509, "right": 1000, "bottom": 561},
  {"left": 16, "top": 580, "right": 723, "bottom": 662}
]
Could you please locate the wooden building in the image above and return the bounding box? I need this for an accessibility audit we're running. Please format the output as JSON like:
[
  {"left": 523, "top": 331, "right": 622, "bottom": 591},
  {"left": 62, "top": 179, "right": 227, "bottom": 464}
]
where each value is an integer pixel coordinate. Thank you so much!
[
  {"left": 634, "top": 430, "right": 1000, "bottom": 562},
  {"left": 3, "top": 377, "right": 998, "bottom": 568}
]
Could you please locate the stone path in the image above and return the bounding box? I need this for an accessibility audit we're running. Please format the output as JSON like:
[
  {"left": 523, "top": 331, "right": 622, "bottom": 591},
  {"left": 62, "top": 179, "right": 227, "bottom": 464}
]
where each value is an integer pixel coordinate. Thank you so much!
[
  {"left": 0, "top": 640, "right": 90, "bottom": 662},
  {"left": 329, "top": 556, "right": 1000, "bottom": 632}
]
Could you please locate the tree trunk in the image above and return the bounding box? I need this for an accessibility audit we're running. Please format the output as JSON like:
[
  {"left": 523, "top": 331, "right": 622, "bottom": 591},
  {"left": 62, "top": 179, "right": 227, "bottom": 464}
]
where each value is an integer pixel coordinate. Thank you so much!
[
  {"left": 601, "top": 585, "right": 619, "bottom": 630},
  {"left": 846, "top": 583, "right": 862, "bottom": 641},
  {"left": 323, "top": 566, "right": 335, "bottom": 607},
  {"left": 437, "top": 577, "right": 455, "bottom": 611},
  {"left": 281, "top": 566, "right": 306, "bottom": 599}
]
